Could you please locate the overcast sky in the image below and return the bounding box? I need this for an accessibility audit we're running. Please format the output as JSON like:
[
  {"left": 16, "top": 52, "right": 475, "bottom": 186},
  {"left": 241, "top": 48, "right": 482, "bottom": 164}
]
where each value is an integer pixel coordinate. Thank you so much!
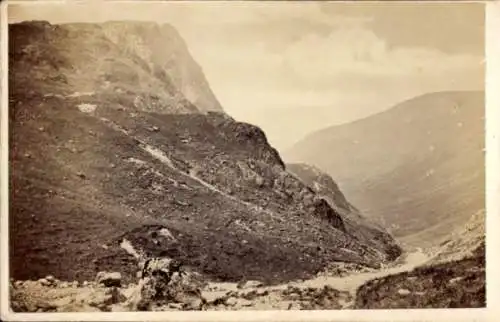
[{"left": 9, "top": 1, "right": 485, "bottom": 150}]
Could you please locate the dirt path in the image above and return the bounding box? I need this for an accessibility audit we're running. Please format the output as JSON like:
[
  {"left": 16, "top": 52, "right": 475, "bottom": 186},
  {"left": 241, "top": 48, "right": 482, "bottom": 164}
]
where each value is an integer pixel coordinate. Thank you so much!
[
  {"left": 296, "top": 249, "right": 429, "bottom": 293},
  {"left": 201, "top": 249, "right": 432, "bottom": 309}
]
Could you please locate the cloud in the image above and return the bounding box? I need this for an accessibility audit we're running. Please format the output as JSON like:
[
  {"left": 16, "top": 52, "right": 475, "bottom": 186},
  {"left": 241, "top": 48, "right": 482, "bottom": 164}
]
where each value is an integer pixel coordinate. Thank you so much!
[{"left": 188, "top": 24, "right": 483, "bottom": 106}]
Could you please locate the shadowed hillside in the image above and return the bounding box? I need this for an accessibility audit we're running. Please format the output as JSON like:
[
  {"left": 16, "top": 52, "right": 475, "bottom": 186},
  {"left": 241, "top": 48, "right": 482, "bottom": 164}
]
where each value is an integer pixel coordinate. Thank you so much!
[
  {"left": 285, "top": 91, "right": 485, "bottom": 247},
  {"left": 355, "top": 242, "right": 485, "bottom": 309},
  {"left": 9, "top": 20, "right": 401, "bottom": 286}
]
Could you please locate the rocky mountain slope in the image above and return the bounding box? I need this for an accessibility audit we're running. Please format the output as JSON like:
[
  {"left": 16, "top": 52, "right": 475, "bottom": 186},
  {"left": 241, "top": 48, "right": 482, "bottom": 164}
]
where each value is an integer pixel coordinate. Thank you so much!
[
  {"left": 9, "top": 20, "right": 401, "bottom": 290},
  {"left": 285, "top": 91, "right": 485, "bottom": 247},
  {"left": 286, "top": 163, "right": 399, "bottom": 262}
]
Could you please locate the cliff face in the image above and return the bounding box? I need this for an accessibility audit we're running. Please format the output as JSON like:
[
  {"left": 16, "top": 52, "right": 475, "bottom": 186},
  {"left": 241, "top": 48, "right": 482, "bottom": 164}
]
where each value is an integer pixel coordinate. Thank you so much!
[
  {"left": 287, "top": 163, "right": 401, "bottom": 262},
  {"left": 10, "top": 20, "right": 223, "bottom": 114},
  {"left": 9, "top": 21, "right": 401, "bottom": 285},
  {"left": 287, "top": 163, "right": 356, "bottom": 214}
]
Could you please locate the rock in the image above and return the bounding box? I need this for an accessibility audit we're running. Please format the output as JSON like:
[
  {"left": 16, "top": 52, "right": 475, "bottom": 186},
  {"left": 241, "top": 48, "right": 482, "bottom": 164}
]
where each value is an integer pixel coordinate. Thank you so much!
[
  {"left": 71, "top": 281, "right": 79, "bottom": 288},
  {"left": 285, "top": 285, "right": 301, "bottom": 294},
  {"left": 38, "top": 278, "right": 51, "bottom": 287},
  {"left": 60, "top": 282, "right": 69, "bottom": 288},
  {"left": 237, "top": 280, "right": 264, "bottom": 289},
  {"left": 95, "top": 272, "right": 122, "bottom": 287},
  {"left": 181, "top": 296, "right": 205, "bottom": 310},
  {"left": 240, "top": 289, "right": 257, "bottom": 300},
  {"left": 46, "top": 275, "right": 56, "bottom": 283},
  {"left": 130, "top": 258, "right": 205, "bottom": 311},
  {"left": 397, "top": 288, "right": 411, "bottom": 296},
  {"left": 238, "top": 299, "right": 253, "bottom": 307},
  {"left": 225, "top": 297, "right": 238, "bottom": 306},
  {"left": 449, "top": 276, "right": 464, "bottom": 284},
  {"left": 201, "top": 290, "right": 228, "bottom": 304},
  {"left": 88, "top": 292, "right": 113, "bottom": 311},
  {"left": 14, "top": 280, "right": 24, "bottom": 288},
  {"left": 167, "top": 303, "right": 184, "bottom": 310},
  {"left": 239, "top": 288, "right": 269, "bottom": 300},
  {"left": 76, "top": 172, "right": 86, "bottom": 179}
]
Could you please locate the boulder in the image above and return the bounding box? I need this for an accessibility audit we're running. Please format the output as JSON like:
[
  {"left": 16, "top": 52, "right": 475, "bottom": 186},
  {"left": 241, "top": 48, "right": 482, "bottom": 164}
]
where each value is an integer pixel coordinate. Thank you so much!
[
  {"left": 95, "top": 272, "right": 122, "bottom": 287},
  {"left": 38, "top": 278, "right": 51, "bottom": 287},
  {"left": 129, "top": 258, "right": 205, "bottom": 311},
  {"left": 225, "top": 297, "right": 238, "bottom": 306},
  {"left": 45, "top": 275, "right": 56, "bottom": 283}
]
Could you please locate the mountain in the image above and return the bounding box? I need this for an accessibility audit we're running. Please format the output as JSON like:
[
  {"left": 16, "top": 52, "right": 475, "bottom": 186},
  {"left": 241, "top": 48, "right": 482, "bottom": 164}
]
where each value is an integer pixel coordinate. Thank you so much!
[
  {"left": 11, "top": 20, "right": 222, "bottom": 114},
  {"left": 284, "top": 91, "right": 485, "bottom": 247},
  {"left": 9, "top": 21, "right": 401, "bottom": 286}
]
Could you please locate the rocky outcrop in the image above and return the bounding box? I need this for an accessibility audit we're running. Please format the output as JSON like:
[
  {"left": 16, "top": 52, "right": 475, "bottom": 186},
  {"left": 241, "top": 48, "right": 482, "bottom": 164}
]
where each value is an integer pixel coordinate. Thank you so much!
[
  {"left": 287, "top": 163, "right": 355, "bottom": 213},
  {"left": 310, "top": 198, "right": 346, "bottom": 232}
]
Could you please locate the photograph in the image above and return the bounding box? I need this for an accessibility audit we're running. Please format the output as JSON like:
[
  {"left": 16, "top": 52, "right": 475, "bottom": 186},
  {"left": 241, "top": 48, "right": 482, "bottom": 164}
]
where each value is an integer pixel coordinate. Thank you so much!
[{"left": 1, "top": 0, "right": 494, "bottom": 319}]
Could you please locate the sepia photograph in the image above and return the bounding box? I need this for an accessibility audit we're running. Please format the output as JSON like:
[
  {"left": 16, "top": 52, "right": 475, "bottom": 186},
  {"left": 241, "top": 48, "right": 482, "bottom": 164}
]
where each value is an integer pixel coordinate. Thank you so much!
[{"left": 0, "top": 0, "right": 498, "bottom": 320}]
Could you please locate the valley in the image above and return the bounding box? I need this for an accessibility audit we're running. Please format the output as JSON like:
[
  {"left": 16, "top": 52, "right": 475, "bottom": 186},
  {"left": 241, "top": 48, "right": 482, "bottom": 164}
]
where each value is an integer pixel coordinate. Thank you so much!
[{"left": 7, "top": 19, "right": 485, "bottom": 312}]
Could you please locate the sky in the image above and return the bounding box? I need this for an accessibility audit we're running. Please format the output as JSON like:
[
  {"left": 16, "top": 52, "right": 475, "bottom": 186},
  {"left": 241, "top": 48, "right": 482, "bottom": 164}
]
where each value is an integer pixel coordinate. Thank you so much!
[{"left": 8, "top": 1, "right": 485, "bottom": 151}]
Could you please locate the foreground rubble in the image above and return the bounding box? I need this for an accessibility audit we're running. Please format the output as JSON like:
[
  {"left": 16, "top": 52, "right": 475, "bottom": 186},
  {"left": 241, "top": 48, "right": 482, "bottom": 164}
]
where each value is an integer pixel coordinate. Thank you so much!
[
  {"left": 10, "top": 258, "right": 355, "bottom": 312},
  {"left": 10, "top": 243, "right": 485, "bottom": 312}
]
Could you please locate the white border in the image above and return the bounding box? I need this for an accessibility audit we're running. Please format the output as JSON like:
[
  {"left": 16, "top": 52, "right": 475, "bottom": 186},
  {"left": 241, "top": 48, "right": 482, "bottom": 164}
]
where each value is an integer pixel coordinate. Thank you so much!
[
  {"left": 485, "top": 0, "right": 500, "bottom": 315},
  {"left": 1, "top": 1, "right": 498, "bottom": 321},
  {"left": 1, "top": 0, "right": 11, "bottom": 320}
]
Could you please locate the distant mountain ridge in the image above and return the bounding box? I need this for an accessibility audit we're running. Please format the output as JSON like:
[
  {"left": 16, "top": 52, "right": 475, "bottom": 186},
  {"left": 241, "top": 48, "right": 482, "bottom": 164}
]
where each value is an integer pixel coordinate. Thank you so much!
[
  {"left": 9, "top": 20, "right": 401, "bottom": 285},
  {"left": 285, "top": 91, "right": 485, "bottom": 247}
]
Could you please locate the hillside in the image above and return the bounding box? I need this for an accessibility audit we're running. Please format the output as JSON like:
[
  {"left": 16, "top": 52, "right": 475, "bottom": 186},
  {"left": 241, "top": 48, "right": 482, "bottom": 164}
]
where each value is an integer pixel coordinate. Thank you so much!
[
  {"left": 354, "top": 241, "right": 485, "bottom": 309},
  {"left": 285, "top": 91, "right": 485, "bottom": 247},
  {"left": 8, "top": 20, "right": 401, "bottom": 287}
]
